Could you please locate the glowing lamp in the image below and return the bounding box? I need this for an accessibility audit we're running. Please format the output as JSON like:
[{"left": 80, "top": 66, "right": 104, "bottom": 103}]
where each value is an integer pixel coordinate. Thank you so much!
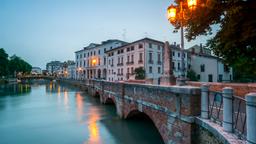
[
  {"left": 167, "top": 5, "right": 176, "bottom": 22},
  {"left": 187, "top": 0, "right": 197, "bottom": 9}
]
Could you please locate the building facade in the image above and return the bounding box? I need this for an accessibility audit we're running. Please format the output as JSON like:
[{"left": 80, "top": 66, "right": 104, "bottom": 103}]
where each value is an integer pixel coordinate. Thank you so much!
[
  {"left": 46, "top": 61, "right": 63, "bottom": 76},
  {"left": 105, "top": 38, "right": 164, "bottom": 82},
  {"left": 169, "top": 43, "right": 190, "bottom": 78},
  {"left": 190, "top": 53, "right": 233, "bottom": 82},
  {"left": 75, "top": 40, "right": 127, "bottom": 80}
]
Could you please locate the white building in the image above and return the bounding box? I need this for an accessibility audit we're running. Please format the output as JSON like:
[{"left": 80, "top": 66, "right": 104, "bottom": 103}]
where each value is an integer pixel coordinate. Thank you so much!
[
  {"left": 190, "top": 53, "right": 233, "bottom": 82},
  {"left": 66, "top": 61, "right": 76, "bottom": 79},
  {"left": 31, "top": 67, "right": 42, "bottom": 75},
  {"left": 75, "top": 39, "right": 127, "bottom": 80},
  {"left": 46, "top": 61, "right": 63, "bottom": 76},
  {"left": 105, "top": 38, "right": 164, "bottom": 82},
  {"left": 169, "top": 43, "right": 190, "bottom": 78}
]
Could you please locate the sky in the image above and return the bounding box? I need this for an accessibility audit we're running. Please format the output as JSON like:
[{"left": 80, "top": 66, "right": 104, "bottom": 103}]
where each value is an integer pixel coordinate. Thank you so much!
[{"left": 0, "top": 0, "right": 210, "bottom": 69}]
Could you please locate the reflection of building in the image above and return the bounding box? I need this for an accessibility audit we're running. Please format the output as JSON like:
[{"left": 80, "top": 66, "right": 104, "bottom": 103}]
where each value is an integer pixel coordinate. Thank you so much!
[
  {"left": 75, "top": 39, "right": 127, "bottom": 80},
  {"left": 105, "top": 38, "right": 164, "bottom": 82},
  {"left": 31, "top": 67, "right": 42, "bottom": 75}
]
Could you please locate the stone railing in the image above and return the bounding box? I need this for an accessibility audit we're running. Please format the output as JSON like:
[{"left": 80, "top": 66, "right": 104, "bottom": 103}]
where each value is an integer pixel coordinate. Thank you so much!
[{"left": 201, "top": 84, "right": 256, "bottom": 144}]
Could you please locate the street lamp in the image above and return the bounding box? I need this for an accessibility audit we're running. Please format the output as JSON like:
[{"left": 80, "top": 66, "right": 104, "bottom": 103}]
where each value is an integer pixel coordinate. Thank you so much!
[{"left": 167, "top": 0, "right": 197, "bottom": 85}]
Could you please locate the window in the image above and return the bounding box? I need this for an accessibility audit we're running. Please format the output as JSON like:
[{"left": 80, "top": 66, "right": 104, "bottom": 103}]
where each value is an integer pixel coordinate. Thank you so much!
[
  {"left": 98, "top": 58, "right": 100, "bottom": 65},
  {"left": 139, "top": 53, "right": 143, "bottom": 62},
  {"left": 149, "top": 66, "right": 152, "bottom": 73},
  {"left": 127, "top": 68, "right": 130, "bottom": 73},
  {"left": 121, "top": 49, "right": 124, "bottom": 53},
  {"left": 88, "top": 52, "right": 89, "bottom": 57},
  {"left": 131, "top": 67, "right": 134, "bottom": 74},
  {"left": 178, "top": 63, "right": 180, "bottom": 70},
  {"left": 104, "top": 48, "right": 106, "bottom": 52},
  {"left": 91, "top": 51, "right": 92, "bottom": 56},
  {"left": 208, "top": 74, "right": 213, "bottom": 82},
  {"left": 80, "top": 54, "right": 82, "bottom": 58},
  {"left": 77, "top": 55, "right": 79, "bottom": 59},
  {"left": 98, "top": 50, "right": 100, "bottom": 55},
  {"left": 158, "top": 45, "right": 161, "bottom": 50},
  {"left": 173, "top": 52, "right": 175, "bottom": 56},
  {"left": 94, "top": 51, "right": 96, "bottom": 55},
  {"left": 149, "top": 43, "right": 152, "bottom": 48},
  {"left": 131, "top": 55, "right": 134, "bottom": 62},
  {"left": 84, "top": 53, "right": 86, "bottom": 58},
  {"left": 131, "top": 46, "right": 134, "bottom": 51},
  {"left": 139, "top": 44, "right": 143, "bottom": 49},
  {"left": 127, "top": 47, "right": 130, "bottom": 52},
  {"left": 121, "top": 68, "right": 123, "bottom": 75},
  {"left": 118, "top": 57, "right": 120, "bottom": 64},
  {"left": 121, "top": 57, "right": 123, "bottom": 63},
  {"left": 158, "top": 67, "right": 161, "bottom": 73},
  {"left": 172, "top": 62, "right": 175, "bottom": 69},
  {"left": 178, "top": 52, "right": 180, "bottom": 57},
  {"left": 149, "top": 53, "right": 153, "bottom": 62},
  {"left": 197, "top": 74, "right": 200, "bottom": 80},
  {"left": 157, "top": 53, "right": 161, "bottom": 63},
  {"left": 111, "top": 59, "right": 113, "bottom": 66},
  {"left": 200, "top": 64, "right": 205, "bottom": 72},
  {"left": 219, "top": 74, "right": 223, "bottom": 82},
  {"left": 118, "top": 69, "right": 120, "bottom": 74},
  {"left": 127, "top": 55, "right": 130, "bottom": 62},
  {"left": 104, "top": 57, "right": 106, "bottom": 65}
]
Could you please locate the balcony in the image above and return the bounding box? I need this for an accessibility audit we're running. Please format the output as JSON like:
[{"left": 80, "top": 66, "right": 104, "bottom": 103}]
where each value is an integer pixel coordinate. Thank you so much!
[
  {"left": 138, "top": 60, "right": 143, "bottom": 64},
  {"left": 117, "top": 73, "right": 123, "bottom": 76},
  {"left": 157, "top": 61, "right": 162, "bottom": 65},
  {"left": 126, "top": 61, "right": 134, "bottom": 65},
  {"left": 117, "top": 63, "right": 124, "bottom": 66},
  {"left": 148, "top": 60, "right": 154, "bottom": 64}
]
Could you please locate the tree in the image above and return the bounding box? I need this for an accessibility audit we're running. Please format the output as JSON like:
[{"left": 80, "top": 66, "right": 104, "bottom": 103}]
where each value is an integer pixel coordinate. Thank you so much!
[
  {"left": 187, "top": 70, "right": 198, "bottom": 81},
  {"left": 172, "top": 0, "right": 256, "bottom": 77},
  {"left": 0, "top": 48, "right": 9, "bottom": 77},
  {"left": 134, "top": 67, "right": 145, "bottom": 80},
  {"left": 9, "top": 55, "right": 32, "bottom": 76}
]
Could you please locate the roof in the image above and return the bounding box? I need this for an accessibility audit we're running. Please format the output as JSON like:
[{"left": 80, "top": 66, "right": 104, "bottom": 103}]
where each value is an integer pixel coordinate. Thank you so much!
[
  {"left": 105, "top": 37, "right": 165, "bottom": 53},
  {"left": 75, "top": 39, "right": 127, "bottom": 53}
]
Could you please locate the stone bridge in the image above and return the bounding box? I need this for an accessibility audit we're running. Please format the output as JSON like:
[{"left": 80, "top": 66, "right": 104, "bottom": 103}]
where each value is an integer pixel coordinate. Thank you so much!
[
  {"left": 85, "top": 80, "right": 201, "bottom": 144},
  {"left": 59, "top": 79, "right": 255, "bottom": 144}
]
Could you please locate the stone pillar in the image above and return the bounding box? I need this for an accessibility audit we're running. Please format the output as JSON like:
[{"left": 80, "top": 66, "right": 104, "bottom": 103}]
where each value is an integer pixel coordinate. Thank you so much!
[
  {"left": 222, "top": 87, "right": 233, "bottom": 132},
  {"left": 246, "top": 93, "right": 256, "bottom": 144},
  {"left": 160, "top": 41, "right": 176, "bottom": 86},
  {"left": 201, "top": 84, "right": 209, "bottom": 119}
]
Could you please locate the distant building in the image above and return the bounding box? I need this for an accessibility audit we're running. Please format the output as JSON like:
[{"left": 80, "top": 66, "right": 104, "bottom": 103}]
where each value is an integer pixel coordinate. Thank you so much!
[
  {"left": 46, "top": 61, "right": 63, "bottom": 76},
  {"left": 66, "top": 60, "right": 76, "bottom": 79},
  {"left": 75, "top": 39, "right": 127, "bottom": 80},
  {"left": 188, "top": 44, "right": 211, "bottom": 55},
  {"left": 169, "top": 43, "right": 190, "bottom": 78},
  {"left": 105, "top": 38, "right": 164, "bottom": 82},
  {"left": 31, "top": 67, "right": 42, "bottom": 75},
  {"left": 190, "top": 53, "right": 233, "bottom": 82}
]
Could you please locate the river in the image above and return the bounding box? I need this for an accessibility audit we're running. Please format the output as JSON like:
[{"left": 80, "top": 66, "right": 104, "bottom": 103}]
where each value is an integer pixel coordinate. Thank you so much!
[{"left": 0, "top": 80, "right": 164, "bottom": 144}]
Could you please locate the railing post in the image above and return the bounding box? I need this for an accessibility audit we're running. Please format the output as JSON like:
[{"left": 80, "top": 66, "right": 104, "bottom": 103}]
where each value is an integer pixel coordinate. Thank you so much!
[
  {"left": 223, "top": 87, "right": 233, "bottom": 132},
  {"left": 246, "top": 93, "right": 256, "bottom": 144},
  {"left": 201, "top": 84, "right": 209, "bottom": 119}
]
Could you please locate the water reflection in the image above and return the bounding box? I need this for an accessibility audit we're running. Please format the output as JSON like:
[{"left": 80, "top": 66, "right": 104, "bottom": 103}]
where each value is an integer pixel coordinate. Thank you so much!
[
  {"left": 0, "top": 84, "right": 31, "bottom": 96},
  {"left": 76, "top": 92, "right": 84, "bottom": 121},
  {"left": 86, "top": 107, "right": 101, "bottom": 144}
]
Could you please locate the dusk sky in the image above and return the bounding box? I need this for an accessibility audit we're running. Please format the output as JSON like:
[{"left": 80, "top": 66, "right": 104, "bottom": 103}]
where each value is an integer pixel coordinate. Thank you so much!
[{"left": 0, "top": 0, "right": 209, "bottom": 69}]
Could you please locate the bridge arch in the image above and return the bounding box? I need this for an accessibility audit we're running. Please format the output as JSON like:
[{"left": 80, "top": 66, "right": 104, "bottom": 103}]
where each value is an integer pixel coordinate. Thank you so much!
[{"left": 124, "top": 108, "right": 165, "bottom": 143}]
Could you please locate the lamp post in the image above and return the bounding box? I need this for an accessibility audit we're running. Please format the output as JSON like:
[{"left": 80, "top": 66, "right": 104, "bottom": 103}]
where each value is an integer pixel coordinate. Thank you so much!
[{"left": 167, "top": 0, "right": 197, "bottom": 85}]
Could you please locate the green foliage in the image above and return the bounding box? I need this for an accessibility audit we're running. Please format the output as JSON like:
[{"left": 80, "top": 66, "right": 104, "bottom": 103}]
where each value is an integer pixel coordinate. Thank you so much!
[
  {"left": 9, "top": 56, "right": 32, "bottom": 76},
  {"left": 0, "top": 48, "right": 32, "bottom": 77},
  {"left": 187, "top": 70, "right": 198, "bottom": 81},
  {"left": 134, "top": 67, "right": 145, "bottom": 80},
  {"left": 173, "top": 0, "right": 256, "bottom": 78},
  {"left": 0, "top": 48, "right": 9, "bottom": 77}
]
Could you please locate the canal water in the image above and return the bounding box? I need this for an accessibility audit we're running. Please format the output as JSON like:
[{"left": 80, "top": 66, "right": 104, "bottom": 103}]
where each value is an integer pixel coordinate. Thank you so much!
[{"left": 0, "top": 80, "right": 164, "bottom": 144}]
